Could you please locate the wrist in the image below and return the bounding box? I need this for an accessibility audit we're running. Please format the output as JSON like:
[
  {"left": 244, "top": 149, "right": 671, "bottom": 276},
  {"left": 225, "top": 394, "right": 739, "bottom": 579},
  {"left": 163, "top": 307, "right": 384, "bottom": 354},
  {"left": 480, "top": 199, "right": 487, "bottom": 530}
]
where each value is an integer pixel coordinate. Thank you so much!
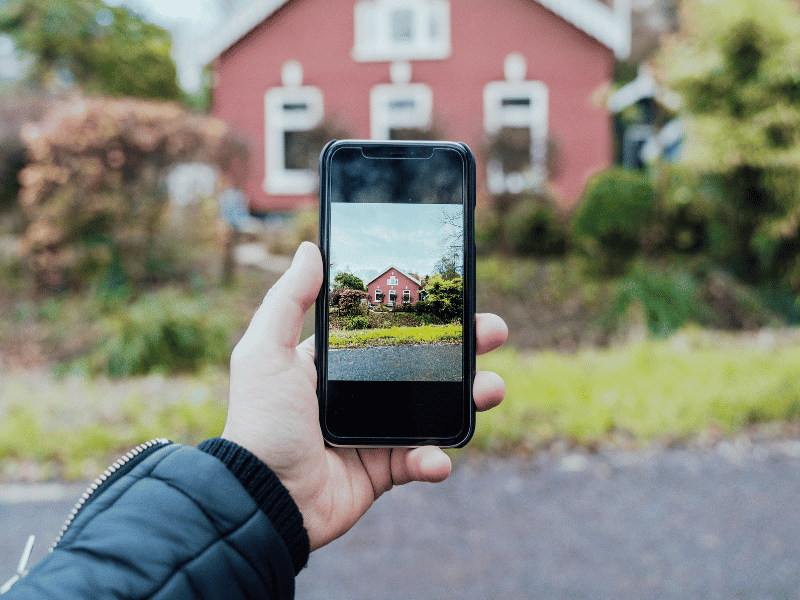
[{"left": 197, "top": 437, "right": 310, "bottom": 574}]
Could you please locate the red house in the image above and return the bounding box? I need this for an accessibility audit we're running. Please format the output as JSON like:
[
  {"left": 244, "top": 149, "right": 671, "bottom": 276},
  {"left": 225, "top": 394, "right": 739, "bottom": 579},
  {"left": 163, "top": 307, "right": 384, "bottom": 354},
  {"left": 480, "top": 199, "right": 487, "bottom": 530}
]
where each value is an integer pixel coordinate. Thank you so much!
[
  {"left": 367, "top": 266, "right": 421, "bottom": 307},
  {"left": 200, "top": 0, "right": 630, "bottom": 213}
]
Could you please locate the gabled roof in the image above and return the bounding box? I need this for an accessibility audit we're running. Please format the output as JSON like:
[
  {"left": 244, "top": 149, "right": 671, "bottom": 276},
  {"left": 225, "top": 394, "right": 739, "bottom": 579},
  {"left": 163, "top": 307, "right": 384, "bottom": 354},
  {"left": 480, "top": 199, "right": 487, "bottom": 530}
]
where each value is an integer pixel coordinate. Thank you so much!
[
  {"left": 367, "top": 265, "right": 421, "bottom": 287},
  {"left": 197, "top": 0, "right": 631, "bottom": 65}
]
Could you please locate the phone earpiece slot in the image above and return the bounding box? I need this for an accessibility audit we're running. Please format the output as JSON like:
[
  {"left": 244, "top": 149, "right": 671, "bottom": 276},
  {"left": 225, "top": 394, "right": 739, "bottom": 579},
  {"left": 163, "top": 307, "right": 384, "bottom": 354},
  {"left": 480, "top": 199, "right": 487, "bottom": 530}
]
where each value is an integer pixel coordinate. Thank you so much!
[{"left": 360, "top": 145, "right": 435, "bottom": 159}]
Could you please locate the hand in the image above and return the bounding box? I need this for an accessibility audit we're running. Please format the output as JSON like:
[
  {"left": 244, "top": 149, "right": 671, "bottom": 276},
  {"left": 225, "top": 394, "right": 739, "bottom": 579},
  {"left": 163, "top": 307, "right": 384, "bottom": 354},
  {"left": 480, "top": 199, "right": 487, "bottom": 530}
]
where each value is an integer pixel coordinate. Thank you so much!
[{"left": 222, "top": 242, "right": 508, "bottom": 550}]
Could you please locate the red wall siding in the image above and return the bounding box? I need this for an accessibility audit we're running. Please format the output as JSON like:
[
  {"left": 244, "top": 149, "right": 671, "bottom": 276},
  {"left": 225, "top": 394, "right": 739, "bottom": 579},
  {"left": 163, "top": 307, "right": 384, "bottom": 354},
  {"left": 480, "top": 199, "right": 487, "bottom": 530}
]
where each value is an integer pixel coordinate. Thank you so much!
[
  {"left": 212, "top": 0, "right": 614, "bottom": 212},
  {"left": 367, "top": 268, "right": 420, "bottom": 306}
]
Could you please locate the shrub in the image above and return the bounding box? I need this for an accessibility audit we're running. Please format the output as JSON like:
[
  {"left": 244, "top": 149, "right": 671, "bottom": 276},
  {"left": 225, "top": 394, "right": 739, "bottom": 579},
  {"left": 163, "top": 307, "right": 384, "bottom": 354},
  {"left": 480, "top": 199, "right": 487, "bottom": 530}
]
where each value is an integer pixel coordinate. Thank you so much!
[
  {"left": 653, "top": 164, "right": 715, "bottom": 255},
  {"left": 504, "top": 198, "right": 569, "bottom": 256},
  {"left": 608, "top": 263, "right": 706, "bottom": 338},
  {"left": 572, "top": 168, "right": 656, "bottom": 276},
  {"left": 17, "top": 97, "right": 241, "bottom": 293},
  {"left": 92, "top": 289, "right": 230, "bottom": 376},
  {"left": 475, "top": 205, "right": 502, "bottom": 254},
  {"left": 344, "top": 315, "right": 370, "bottom": 331},
  {"left": 423, "top": 275, "right": 463, "bottom": 323},
  {"left": 338, "top": 289, "right": 368, "bottom": 316}
]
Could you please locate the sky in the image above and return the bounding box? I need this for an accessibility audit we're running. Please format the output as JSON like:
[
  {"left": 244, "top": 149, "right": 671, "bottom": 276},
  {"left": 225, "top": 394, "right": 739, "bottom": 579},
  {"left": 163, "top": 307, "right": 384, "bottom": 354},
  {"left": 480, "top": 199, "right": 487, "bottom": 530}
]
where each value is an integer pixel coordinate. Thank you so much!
[{"left": 330, "top": 202, "right": 463, "bottom": 287}]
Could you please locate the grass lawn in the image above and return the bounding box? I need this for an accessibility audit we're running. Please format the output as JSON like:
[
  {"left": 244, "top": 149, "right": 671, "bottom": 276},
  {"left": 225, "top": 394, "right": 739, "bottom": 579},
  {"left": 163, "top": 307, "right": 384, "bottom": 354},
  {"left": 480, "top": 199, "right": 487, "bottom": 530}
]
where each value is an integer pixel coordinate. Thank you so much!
[
  {"left": 474, "top": 330, "right": 800, "bottom": 450},
  {"left": 329, "top": 323, "right": 462, "bottom": 348},
  {"left": 0, "top": 369, "right": 230, "bottom": 481},
  {"left": 3, "top": 329, "right": 800, "bottom": 481}
]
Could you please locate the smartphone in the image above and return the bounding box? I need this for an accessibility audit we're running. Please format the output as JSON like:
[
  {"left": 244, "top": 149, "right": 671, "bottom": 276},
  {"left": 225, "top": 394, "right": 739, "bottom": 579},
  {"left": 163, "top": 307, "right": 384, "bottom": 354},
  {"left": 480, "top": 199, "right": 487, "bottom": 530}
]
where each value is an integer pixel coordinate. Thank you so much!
[{"left": 316, "top": 140, "right": 476, "bottom": 447}]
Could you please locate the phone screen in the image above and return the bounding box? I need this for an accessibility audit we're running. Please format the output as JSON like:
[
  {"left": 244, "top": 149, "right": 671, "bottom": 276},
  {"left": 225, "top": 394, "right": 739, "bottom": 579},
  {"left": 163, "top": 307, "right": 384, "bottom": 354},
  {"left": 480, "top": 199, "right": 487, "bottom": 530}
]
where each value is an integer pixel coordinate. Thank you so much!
[{"left": 317, "top": 141, "right": 475, "bottom": 446}]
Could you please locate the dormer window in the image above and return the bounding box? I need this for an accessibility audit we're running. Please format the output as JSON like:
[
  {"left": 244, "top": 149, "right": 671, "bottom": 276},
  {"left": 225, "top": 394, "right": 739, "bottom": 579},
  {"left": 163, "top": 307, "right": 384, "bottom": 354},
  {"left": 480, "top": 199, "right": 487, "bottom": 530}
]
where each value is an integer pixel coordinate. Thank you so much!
[{"left": 353, "top": 0, "right": 451, "bottom": 62}]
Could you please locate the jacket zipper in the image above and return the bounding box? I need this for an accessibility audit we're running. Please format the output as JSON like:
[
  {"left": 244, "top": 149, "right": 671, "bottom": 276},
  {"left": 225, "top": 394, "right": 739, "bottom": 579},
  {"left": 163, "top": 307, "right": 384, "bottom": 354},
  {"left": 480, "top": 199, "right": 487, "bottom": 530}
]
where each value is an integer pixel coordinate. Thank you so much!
[{"left": 50, "top": 438, "right": 171, "bottom": 552}]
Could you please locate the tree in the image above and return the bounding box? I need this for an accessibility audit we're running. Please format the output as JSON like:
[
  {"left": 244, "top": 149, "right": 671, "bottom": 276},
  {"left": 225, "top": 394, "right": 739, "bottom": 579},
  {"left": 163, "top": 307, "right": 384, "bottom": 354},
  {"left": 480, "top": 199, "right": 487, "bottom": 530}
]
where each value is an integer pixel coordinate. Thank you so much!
[
  {"left": 423, "top": 274, "right": 463, "bottom": 323},
  {"left": 433, "top": 255, "right": 461, "bottom": 280},
  {"left": 0, "top": 0, "right": 181, "bottom": 100},
  {"left": 333, "top": 271, "right": 366, "bottom": 292},
  {"left": 660, "top": 0, "right": 800, "bottom": 288}
]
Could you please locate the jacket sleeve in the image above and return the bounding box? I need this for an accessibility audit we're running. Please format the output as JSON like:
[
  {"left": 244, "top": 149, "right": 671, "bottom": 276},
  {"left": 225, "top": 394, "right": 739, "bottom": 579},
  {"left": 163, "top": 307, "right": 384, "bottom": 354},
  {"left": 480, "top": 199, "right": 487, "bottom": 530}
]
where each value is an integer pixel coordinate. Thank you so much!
[{"left": 4, "top": 442, "right": 309, "bottom": 600}]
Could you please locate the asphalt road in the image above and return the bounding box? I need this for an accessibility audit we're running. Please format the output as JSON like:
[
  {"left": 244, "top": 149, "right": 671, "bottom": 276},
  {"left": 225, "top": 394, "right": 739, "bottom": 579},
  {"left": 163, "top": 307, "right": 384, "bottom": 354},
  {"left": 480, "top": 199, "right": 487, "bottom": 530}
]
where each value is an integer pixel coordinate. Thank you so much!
[
  {"left": 328, "top": 344, "right": 463, "bottom": 381},
  {"left": 2, "top": 443, "right": 799, "bottom": 599}
]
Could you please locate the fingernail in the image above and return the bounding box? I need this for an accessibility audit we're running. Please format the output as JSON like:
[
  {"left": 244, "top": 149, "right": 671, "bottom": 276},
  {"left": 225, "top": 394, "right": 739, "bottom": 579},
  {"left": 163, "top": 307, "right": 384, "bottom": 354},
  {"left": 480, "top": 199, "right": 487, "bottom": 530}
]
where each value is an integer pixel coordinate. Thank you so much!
[{"left": 421, "top": 451, "right": 450, "bottom": 472}]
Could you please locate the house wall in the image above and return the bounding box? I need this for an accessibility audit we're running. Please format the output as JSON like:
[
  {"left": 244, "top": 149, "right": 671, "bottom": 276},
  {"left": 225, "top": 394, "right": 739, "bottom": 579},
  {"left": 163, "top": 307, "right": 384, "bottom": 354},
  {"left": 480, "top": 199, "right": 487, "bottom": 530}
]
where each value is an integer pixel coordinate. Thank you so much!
[
  {"left": 367, "top": 268, "right": 420, "bottom": 306},
  {"left": 212, "top": 0, "right": 614, "bottom": 213}
]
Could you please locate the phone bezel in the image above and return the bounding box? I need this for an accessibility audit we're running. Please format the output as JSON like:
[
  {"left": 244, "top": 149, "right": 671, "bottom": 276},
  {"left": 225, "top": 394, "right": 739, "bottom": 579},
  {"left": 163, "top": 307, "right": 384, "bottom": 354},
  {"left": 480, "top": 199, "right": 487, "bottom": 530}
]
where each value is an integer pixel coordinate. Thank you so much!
[{"left": 315, "top": 139, "right": 476, "bottom": 448}]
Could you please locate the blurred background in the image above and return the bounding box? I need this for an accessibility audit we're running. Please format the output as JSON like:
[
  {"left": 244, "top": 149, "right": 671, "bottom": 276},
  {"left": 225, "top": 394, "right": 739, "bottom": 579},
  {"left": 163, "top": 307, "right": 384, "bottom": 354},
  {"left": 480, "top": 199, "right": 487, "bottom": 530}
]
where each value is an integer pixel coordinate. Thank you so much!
[{"left": 1, "top": 0, "right": 800, "bottom": 597}]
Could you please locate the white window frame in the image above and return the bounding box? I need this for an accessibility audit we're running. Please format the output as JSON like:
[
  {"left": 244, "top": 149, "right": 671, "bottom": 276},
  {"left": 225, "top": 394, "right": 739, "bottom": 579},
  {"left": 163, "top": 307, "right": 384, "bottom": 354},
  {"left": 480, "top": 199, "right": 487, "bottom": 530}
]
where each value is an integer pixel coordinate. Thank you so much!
[
  {"left": 375, "top": 288, "right": 382, "bottom": 303},
  {"left": 264, "top": 85, "right": 324, "bottom": 195},
  {"left": 403, "top": 289, "right": 411, "bottom": 302},
  {"left": 484, "top": 79, "right": 549, "bottom": 194},
  {"left": 370, "top": 82, "right": 433, "bottom": 140},
  {"left": 387, "top": 275, "right": 399, "bottom": 285},
  {"left": 353, "top": 0, "right": 451, "bottom": 62}
]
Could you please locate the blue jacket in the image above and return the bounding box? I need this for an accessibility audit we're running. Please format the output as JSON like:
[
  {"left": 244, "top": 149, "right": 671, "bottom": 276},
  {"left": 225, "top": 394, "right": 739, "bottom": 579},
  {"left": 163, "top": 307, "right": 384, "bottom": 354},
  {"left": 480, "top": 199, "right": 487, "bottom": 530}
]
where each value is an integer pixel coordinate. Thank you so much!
[{"left": 4, "top": 438, "right": 310, "bottom": 599}]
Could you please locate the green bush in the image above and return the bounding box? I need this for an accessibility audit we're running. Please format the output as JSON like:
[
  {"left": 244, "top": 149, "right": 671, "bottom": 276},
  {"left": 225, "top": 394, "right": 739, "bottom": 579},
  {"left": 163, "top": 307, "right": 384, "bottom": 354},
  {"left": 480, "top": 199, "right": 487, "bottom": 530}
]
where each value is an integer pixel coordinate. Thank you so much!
[
  {"left": 609, "top": 263, "right": 706, "bottom": 337},
  {"left": 572, "top": 168, "right": 656, "bottom": 275},
  {"left": 344, "top": 315, "right": 370, "bottom": 331},
  {"left": 93, "top": 289, "right": 230, "bottom": 376},
  {"left": 504, "top": 198, "right": 569, "bottom": 256},
  {"left": 475, "top": 206, "right": 502, "bottom": 254},
  {"left": 338, "top": 289, "right": 368, "bottom": 316},
  {"left": 653, "top": 165, "right": 713, "bottom": 255},
  {"left": 423, "top": 275, "right": 463, "bottom": 323}
]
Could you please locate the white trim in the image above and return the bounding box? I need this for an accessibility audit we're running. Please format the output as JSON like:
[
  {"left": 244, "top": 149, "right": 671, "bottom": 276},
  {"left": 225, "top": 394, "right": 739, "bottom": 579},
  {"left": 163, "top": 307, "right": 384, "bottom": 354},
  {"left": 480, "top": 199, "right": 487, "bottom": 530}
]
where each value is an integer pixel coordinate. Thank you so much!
[
  {"left": 484, "top": 74, "right": 549, "bottom": 194},
  {"left": 199, "top": 0, "right": 628, "bottom": 65},
  {"left": 352, "top": 0, "right": 451, "bottom": 62},
  {"left": 535, "top": 0, "right": 631, "bottom": 59},
  {"left": 366, "top": 264, "right": 421, "bottom": 287},
  {"left": 370, "top": 82, "right": 433, "bottom": 139},
  {"left": 197, "top": 0, "right": 290, "bottom": 65},
  {"left": 607, "top": 65, "right": 659, "bottom": 113},
  {"left": 263, "top": 83, "right": 324, "bottom": 195}
]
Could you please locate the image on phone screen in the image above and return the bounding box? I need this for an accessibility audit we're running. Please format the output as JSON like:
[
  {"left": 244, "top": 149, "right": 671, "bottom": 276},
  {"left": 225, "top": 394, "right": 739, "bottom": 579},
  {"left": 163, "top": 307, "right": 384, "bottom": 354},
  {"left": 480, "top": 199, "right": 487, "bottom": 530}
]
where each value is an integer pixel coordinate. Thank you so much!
[{"left": 328, "top": 201, "right": 464, "bottom": 382}]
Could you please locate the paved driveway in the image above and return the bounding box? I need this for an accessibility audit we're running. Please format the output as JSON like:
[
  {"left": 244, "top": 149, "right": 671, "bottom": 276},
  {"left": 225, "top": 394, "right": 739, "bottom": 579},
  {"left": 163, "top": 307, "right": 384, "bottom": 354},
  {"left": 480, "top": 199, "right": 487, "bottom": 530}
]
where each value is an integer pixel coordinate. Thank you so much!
[
  {"left": 328, "top": 344, "right": 463, "bottom": 381},
  {"left": 3, "top": 443, "right": 799, "bottom": 599}
]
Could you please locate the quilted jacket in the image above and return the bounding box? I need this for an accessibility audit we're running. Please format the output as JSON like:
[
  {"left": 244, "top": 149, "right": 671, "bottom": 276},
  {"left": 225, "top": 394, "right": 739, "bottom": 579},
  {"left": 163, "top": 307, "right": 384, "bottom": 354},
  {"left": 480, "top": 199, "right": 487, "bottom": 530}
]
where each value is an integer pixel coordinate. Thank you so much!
[{"left": 4, "top": 438, "right": 310, "bottom": 600}]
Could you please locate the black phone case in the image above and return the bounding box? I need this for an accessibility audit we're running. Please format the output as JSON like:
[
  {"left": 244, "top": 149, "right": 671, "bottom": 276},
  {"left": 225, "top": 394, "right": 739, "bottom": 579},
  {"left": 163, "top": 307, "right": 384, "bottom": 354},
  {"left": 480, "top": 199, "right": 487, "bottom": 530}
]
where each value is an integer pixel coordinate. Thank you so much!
[{"left": 315, "top": 140, "right": 477, "bottom": 448}]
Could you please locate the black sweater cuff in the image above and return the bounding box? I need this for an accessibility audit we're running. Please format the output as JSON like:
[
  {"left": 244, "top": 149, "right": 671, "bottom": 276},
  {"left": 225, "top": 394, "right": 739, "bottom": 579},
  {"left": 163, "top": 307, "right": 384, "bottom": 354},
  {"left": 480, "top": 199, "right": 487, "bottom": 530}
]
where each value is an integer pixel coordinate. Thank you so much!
[{"left": 197, "top": 437, "right": 310, "bottom": 574}]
